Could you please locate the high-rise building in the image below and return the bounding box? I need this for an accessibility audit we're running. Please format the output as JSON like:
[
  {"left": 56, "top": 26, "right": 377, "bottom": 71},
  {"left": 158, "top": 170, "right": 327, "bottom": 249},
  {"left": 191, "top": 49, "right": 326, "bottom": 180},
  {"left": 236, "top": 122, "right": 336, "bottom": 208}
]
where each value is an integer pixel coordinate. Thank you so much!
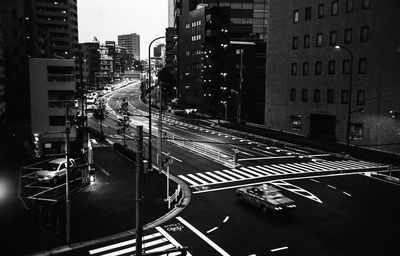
[
  {"left": 79, "top": 42, "right": 100, "bottom": 90},
  {"left": 118, "top": 33, "right": 140, "bottom": 60},
  {"left": 265, "top": 0, "right": 400, "bottom": 150},
  {"left": 1, "top": 0, "right": 78, "bottom": 153},
  {"left": 0, "top": 14, "right": 5, "bottom": 126}
]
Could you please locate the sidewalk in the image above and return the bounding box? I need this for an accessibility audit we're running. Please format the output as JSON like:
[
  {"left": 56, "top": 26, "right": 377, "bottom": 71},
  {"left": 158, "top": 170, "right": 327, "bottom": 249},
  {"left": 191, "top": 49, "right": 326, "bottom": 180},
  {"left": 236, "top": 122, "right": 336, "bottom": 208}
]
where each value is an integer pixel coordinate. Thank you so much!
[{"left": 0, "top": 145, "right": 175, "bottom": 255}]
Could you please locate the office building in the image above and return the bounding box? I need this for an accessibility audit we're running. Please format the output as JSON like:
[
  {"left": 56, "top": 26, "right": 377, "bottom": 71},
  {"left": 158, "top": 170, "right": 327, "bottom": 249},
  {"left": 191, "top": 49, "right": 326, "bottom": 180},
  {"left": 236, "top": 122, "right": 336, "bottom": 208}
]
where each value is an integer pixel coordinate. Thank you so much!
[
  {"left": 118, "top": 33, "right": 140, "bottom": 60},
  {"left": 265, "top": 0, "right": 400, "bottom": 150},
  {"left": 0, "top": 15, "right": 5, "bottom": 127}
]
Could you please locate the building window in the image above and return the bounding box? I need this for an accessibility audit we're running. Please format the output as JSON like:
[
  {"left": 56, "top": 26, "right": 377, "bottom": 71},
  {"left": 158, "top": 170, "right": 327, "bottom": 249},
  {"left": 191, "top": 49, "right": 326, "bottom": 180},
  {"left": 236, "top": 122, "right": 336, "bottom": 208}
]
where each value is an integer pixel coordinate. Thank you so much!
[
  {"left": 357, "top": 90, "right": 366, "bottom": 105},
  {"left": 290, "top": 88, "right": 297, "bottom": 101},
  {"left": 330, "top": 31, "right": 337, "bottom": 46},
  {"left": 49, "top": 116, "right": 66, "bottom": 126},
  {"left": 360, "top": 26, "right": 369, "bottom": 42},
  {"left": 344, "top": 29, "right": 352, "bottom": 44},
  {"left": 293, "top": 10, "right": 299, "bottom": 23},
  {"left": 327, "top": 89, "right": 334, "bottom": 103},
  {"left": 314, "top": 89, "right": 321, "bottom": 103},
  {"left": 292, "top": 36, "right": 299, "bottom": 50},
  {"left": 304, "top": 35, "right": 310, "bottom": 48},
  {"left": 341, "top": 89, "right": 349, "bottom": 104},
  {"left": 343, "top": 59, "right": 351, "bottom": 74},
  {"left": 346, "top": 0, "right": 354, "bottom": 12},
  {"left": 362, "top": 0, "right": 370, "bottom": 9},
  {"left": 328, "top": 60, "right": 335, "bottom": 74},
  {"left": 316, "top": 33, "right": 323, "bottom": 47},
  {"left": 315, "top": 61, "right": 322, "bottom": 75},
  {"left": 290, "top": 115, "right": 302, "bottom": 130},
  {"left": 302, "top": 89, "right": 308, "bottom": 102},
  {"left": 305, "top": 7, "right": 311, "bottom": 21},
  {"left": 303, "top": 62, "right": 309, "bottom": 75},
  {"left": 291, "top": 63, "right": 297, "bottom": 75},
  {"left": 318, "top": 4, "right": 324, "bottom": 18},
  {"left": 331, "top": 1, "right": 338, "bottom": 16},
  {"left": 350, "top": 123, "right": 363, "bottom": 140},
  {"left": 359, "top": 58, "right": 367, "bottom": 74}
]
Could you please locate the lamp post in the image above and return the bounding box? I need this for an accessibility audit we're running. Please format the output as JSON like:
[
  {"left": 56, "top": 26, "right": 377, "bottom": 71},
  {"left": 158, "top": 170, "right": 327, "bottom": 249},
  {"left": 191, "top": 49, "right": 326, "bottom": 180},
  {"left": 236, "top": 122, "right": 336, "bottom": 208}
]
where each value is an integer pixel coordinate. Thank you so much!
[
  {"left": 335, "top": 45, "right": 353, "bottom": 147},
  {"left": 148, "top": 36, "right": 165, "bottom": 171}
]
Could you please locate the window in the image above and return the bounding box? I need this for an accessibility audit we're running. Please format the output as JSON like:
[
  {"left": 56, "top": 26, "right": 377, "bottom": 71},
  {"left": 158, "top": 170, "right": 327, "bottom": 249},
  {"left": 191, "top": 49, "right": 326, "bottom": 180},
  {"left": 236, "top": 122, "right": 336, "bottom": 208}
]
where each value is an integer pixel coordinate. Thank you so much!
[
  {"left": 350, "top": 123, "right": 363, "bottom": 140},
  {"left": 357, "top": 90, "right": 366, "bottom": 105},
  {"left": 315, "top": 61, "right": 322, "bottom": 75},
  {"left": 290, "top": 115, "right": 302, "bottom": 130},
  {"left": 331, "top": 1, "right": 338, "bottom": 16},
  {"left": 360, "top": 26, "right": 369, "bottom": 42},
  {"left": 318, "top": 4, "right": 324, "bottom": 18},
  {"left": 330, "top": 31, "right": 337, "bottom": 46},
  {"left": 290, "top": 88, "right": 297, "bottom": 101},
  {"left": 343, "top": 59, "right": 351, "bottom": 74},
  {"left": 305, "top": 7, "right": 311, "bottom": 21},
  {"left": 346, "top": 0, "right": 354, "bottom": 12},
  {"left": 302, "top": 89, "right": 308, "bottom": 102},
  {"left": 344, "top": 29, "right": 352, "bottom": 44},
  {"left": 328, "top": 60, "right": 336, "bottom": 74},
  {"left": 314, "top": 89, "right": 321, "bottom": 103},
  {"left": 359, "top": 58, "right": 367, "bottom": 74},
  {"left": 316, "top": 33, "right": 323, "bottom": 47},
  {"left": 292, "top": 36, "right": 299, "bottom": 50},
  {"left": 341, "top": 90, "right": 349, "bottom": 104},
  {"left": 293, "top": 10, "right": 299, "bottom": 23},
  {"left": 304, "top": 35, "right": 310, "bottom": 48},
  {"left": 327, "top": 89, "right": 334, "bottom": 103},
  {"left": 291, "top": 63, "right": 297, "bottom": 75},
  {"left": 49, "top": 116, "right": 66, "bottom": 126},
  {"left": 303, "top": 62, "right": 309, "bottom": 75},
  {"left": 362, "top": 0, "right": 370, "bottom": 9}
]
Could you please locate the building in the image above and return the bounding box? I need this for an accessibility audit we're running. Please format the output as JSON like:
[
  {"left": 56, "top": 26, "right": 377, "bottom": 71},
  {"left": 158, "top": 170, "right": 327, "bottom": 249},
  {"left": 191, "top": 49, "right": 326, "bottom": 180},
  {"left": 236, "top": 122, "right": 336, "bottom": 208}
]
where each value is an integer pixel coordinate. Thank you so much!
[
  {"left": 174, "top": 1, "right": 267, "bottom": 122},
  {"left": 118, "top": 33, "right": 140, "bottom": 60},
  {"left": 1, "top": 0, "right": 78, "bottom": 153},
  {"left": 97, "top": 44, "right": 113, "bottom": 85},
  {"left": 29, "top": 58, "right": 77, "bottom": 155},
  {"left": 0, "top": 14, "right": 5, "bottom": 127},
  {"left": 265, "top": 0, "right": 400, "bottom": 151},
  {"left": 79, "top": 42, "right": 100, "bottom": 90}
]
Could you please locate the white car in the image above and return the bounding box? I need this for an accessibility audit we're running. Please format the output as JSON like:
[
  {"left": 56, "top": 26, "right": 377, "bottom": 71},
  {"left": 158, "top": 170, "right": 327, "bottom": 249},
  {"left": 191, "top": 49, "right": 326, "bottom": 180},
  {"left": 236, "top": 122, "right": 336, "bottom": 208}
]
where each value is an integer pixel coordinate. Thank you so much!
[{"left": 35, "top": 158, "right": 76, "bottom": 184}]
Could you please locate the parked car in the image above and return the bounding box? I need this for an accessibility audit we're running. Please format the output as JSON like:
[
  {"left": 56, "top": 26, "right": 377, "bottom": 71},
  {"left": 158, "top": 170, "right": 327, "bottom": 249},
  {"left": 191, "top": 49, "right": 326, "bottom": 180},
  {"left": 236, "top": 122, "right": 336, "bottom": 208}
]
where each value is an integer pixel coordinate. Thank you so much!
[
  {"left": 35, "top": 158, "right": 76, "bottom": 185},
  {"left": 236, "top": 183, "right": 296, "bottom": 213}
]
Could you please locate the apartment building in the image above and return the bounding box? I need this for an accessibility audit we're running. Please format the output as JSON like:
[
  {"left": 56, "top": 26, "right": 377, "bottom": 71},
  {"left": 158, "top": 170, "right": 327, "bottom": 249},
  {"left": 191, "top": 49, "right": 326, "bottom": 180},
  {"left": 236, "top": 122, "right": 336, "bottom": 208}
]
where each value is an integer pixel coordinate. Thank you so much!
[
  {"left": 118, "top": 33, "right": 140, "bottom": 60},
  {"left": 266, "top": 0, "right": 400, "bottom": 150}
]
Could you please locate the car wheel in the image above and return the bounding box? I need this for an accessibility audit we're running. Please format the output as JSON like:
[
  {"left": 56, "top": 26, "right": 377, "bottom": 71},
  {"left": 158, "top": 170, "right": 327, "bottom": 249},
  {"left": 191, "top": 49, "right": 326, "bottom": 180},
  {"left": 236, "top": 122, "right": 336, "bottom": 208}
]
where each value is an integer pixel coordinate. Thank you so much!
[
  {"left": 262, "top": 205, "right": 268, "bottom": 214},
  {"left": 52, "top": 176, "right": 58, "bottom": 185}
]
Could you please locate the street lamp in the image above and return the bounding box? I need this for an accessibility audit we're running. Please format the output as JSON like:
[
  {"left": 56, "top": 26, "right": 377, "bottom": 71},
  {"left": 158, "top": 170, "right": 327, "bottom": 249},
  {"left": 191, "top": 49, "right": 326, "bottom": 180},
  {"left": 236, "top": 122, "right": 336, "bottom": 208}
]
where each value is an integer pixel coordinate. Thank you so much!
[{"left": 335, "top": 45, "right": 353, "bottom": 147}]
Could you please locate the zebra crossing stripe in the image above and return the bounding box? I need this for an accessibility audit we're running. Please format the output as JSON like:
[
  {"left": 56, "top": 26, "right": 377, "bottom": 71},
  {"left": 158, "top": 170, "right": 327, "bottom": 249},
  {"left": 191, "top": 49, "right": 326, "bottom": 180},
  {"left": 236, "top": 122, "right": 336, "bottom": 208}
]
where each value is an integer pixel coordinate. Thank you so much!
[
  {"left": 304, "top": 162, "right": 335, "bottom": 171},
  {"left": 197, "top": 172, "right": 220, "bottom": 183},
  {"left": 230, "top": 168, "right": 254, "bottom": 178},
  {"left": 205, "top": 171, "right": 229, "bottom": 182},
  {"left": 277, "top": 163, "right": 303, "bottom": 173},
  {"left": 145, "top": 243, "right": 175, "bottom": 254},
  {"left": 222, "top": 169, "right": 251, "bottom": 179},
  {"left": 247, "top": 166, "right": 272, "bottom": 176},
  {"left": 188, "top": 174, "right": 209, "bottom": 184},
  {"left": 262, "top": 165, "right": 288, "bottom": 175},
  {"left": 258, "top": 165, "right": 283, "bottom": 175},
  {"left": 178, "top": 175, "right": 199, "bottom": 186},
  {"left": 286, "top": 163, "right": 314, "bottom": 172},
  {"left": 239, "top": 167, "right": 264, "bottom": 177},
  {"left": 271, "top": 164, "right": 298, "bottom": 174},
  {"left": 214, "top": 170, "right": 239, "bottom": 181}
]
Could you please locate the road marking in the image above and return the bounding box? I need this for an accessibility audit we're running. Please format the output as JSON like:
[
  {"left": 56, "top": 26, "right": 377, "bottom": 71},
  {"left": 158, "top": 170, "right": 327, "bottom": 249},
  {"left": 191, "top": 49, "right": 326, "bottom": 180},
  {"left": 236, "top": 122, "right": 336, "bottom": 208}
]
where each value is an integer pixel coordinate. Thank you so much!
[
  {"left": 155, "top": 226, "right": 192, "bottom": 255},
  {"left": 238, "top": 156, "right": 297, "bottom": 161},
  {"left": 207, "top": 227, "right": 218, "bottom": 233},
  {"left": 101, "top": 123, "right": 108, "bottom": 127},
  {"left": 327, "top": 184, "right": 336, "bottom": 189},
  {"left": 310, "top": 179, "right": 320, "bottom": 183},
  {"left": 176, "top": 216, "right": 230, "bottom": 256},
  {"left": 252, "top": 147, "right": 277, "bottom": 156},
  {"left": 343, "top": 191, "right": 352, "bottom": 197},
  {"left": 223, "top": 216, "right": 229, "bottom": 223},
  {"left": 29, "top": 197, "right": 57, "bottom": 202},
  {"left": 271, "top": 246, "right": 288, "bottom": 252},
  {"left": 162, "top": 152, "right": 183, "bottom": 162}
]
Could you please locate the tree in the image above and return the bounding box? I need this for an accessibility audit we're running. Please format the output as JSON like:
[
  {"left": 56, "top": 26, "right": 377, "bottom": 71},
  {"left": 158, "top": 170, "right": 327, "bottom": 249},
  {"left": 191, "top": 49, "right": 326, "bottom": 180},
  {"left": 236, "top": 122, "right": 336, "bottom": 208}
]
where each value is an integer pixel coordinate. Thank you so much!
[{"left": 157, "top": 67, "right": 176, "bottom": 105}]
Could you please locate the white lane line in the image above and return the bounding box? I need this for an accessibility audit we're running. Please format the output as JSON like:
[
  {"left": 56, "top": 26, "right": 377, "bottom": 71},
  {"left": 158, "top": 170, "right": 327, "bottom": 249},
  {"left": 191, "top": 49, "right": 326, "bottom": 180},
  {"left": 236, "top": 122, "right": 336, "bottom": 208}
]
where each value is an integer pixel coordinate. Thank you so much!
[
  {"left": 176, "top": 217, "right": 230, "bottom": 256},
  {"left": 96, "top": 164, "right": 110, "bottom": 176},
  {"left": 310, "top": 179, "right": 320, "bottom": 183},
  {"left": 327, "top": 184, "right": 337, "bottom": 189},
  {"left": 270, "top": 246, "right": 288, "bottom": 252},
  {"left": 223, "top": 216, "right": 229, "bottom": 223},
  {"left": 238, "top": 156, "right": 297, "bottom": 161},
  {"left": 206, "top": 227, "right": 218, "bottom": 233},
  {"left": 343, "top": 191, "right": 352, "bottom": 197},
  {"left": 101, "top": 123, "right": 108, "bottom": 127},
  {"left": 28, "top": 197, "right": 57, "bottom": 202}
]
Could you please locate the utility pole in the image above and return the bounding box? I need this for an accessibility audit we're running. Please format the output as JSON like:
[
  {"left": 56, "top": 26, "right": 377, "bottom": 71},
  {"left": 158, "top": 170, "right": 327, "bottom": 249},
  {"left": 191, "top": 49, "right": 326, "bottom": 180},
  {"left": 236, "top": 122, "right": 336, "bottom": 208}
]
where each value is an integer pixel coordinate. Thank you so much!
[
  {"left": 135, "top": 126, "right": 144, "bottom": 256},
  {"left": 157, "top": 82, "right": 163, "bottom": 173},
  {"left": 65, "top": 105, "right": 71, "bottom": 244},
  {"left": 238, "top": 48, "right": 243, "bottom": 125}
]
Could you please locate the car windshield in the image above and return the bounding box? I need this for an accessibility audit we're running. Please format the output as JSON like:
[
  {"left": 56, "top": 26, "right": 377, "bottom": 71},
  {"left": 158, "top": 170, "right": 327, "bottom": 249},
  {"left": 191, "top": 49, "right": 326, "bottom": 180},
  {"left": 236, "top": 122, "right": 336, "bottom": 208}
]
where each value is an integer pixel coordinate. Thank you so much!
[
  {"left": 267, "top": 191, "right": 283, "bottom": 199},
  {"left": 37, "top": 162, "right": 59, "bottom": 171}
]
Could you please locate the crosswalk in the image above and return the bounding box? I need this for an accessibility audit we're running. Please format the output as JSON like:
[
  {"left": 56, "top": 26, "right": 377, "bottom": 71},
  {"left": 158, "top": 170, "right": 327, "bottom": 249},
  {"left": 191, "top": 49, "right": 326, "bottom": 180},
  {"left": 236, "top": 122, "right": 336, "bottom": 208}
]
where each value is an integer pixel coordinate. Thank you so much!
[
  {"left": 89, "top": 227, "right": 190, "bottom": 256},
  {"left": 178, "top": 159, "right": 387, "bottom": 187}
]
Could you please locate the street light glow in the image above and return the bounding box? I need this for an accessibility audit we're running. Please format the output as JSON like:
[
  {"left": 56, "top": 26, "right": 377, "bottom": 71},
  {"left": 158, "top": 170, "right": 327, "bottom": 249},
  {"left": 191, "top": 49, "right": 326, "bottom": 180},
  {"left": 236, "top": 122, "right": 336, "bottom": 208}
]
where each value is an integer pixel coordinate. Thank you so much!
[{"left": 335, "top": 45, "right": 341, "bottom": 49}]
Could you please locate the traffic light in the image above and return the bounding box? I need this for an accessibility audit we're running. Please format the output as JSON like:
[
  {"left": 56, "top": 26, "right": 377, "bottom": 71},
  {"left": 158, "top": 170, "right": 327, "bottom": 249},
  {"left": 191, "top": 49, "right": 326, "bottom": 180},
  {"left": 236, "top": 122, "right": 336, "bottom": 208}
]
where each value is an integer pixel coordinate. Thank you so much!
[{"left": 32, "top": 133, "right": 42, "bottom": 158}]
